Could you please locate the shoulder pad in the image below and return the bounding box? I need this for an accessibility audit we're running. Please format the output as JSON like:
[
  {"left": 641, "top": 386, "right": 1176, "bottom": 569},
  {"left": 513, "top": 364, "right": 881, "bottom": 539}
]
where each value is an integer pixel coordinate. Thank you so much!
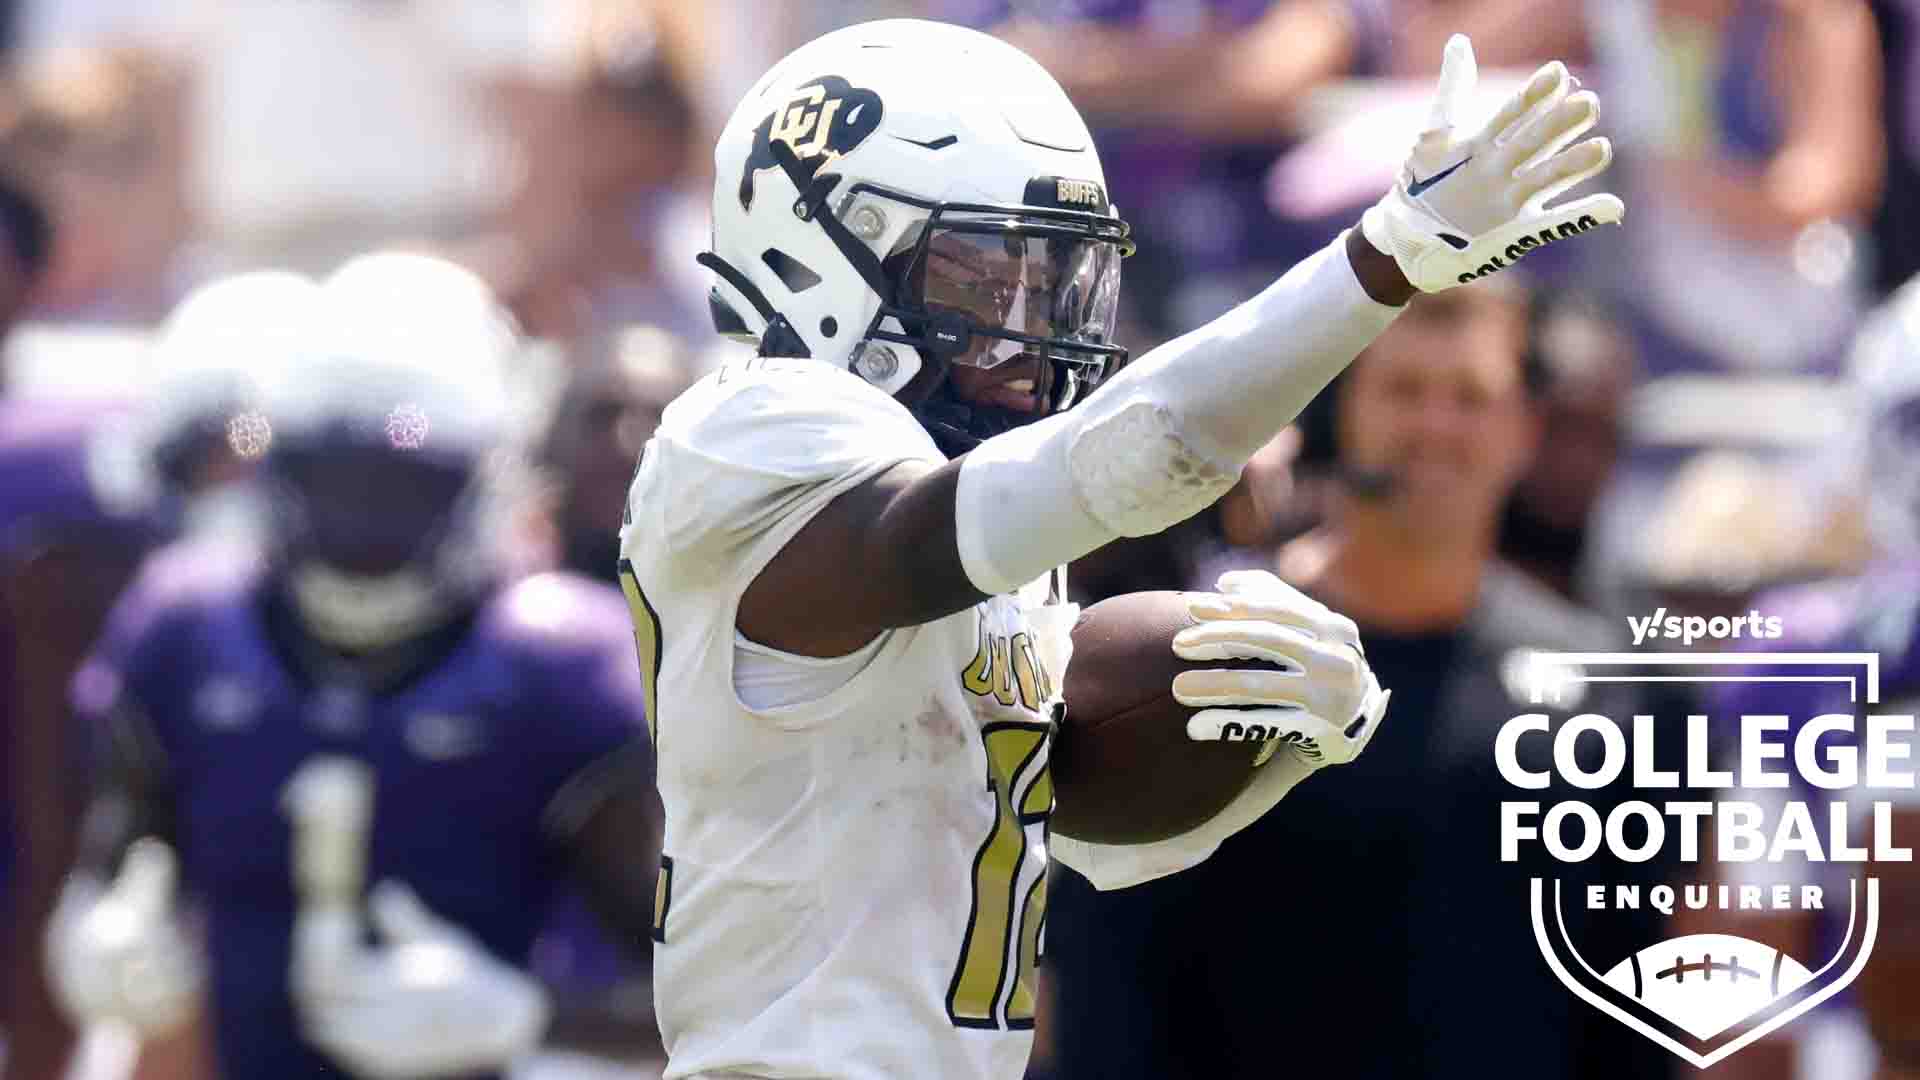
[{"left": 658, "top": 357, "right": 941, "bottom": 481}]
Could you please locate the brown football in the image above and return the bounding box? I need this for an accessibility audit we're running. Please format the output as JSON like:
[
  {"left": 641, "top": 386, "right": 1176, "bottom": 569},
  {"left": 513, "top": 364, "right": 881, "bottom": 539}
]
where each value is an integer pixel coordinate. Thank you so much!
[{"left": 1050, "top": 590, "right": 1278, "bottom": 845}]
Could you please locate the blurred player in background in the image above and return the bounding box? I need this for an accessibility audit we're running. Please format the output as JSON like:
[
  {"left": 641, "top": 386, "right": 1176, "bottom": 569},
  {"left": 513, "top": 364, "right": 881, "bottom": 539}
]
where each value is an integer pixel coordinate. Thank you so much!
[
  {"left": 1702, "top": 276, "right": 1920, "bottom": 1080},
  {"left": 623, "top": 17, "right": 1620, "bottom": 1079},
  {"left": 515, "top": 326, "right": 694, "bottom": 1080},
  {"left": 0, "top": 47, "right": 189, "bottom": 323},
  {"left": 537, "top": 327, "right": 691, "bottom": 584},
  {"left": 1867, "top": 0, "right": 1920, "bottom": 296},
  {"left": 1496, "top": 292, "right": 1634, "bottom": 608},
  {"left": 499, "top": 27, "right": 709, "bottom": 347},
  {"left": 3, "top": 265, "right": 309, "bottom": 1080},
  {"left": 43, "top": 254, "right": 665, "bottom": 1079},
  {"left": 0, "top": 164, "right": 61, "bottom": 1078},
  {"left": 0, "top": 171, "right": 46, "bottom": 341}
]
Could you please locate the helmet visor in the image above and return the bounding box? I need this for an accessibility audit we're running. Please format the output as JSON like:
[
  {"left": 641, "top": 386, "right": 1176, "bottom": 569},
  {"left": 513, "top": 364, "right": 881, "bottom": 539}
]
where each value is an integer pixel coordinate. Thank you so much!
[{"left": 915, "top": 226, "right": 1122, "bottom": 371}]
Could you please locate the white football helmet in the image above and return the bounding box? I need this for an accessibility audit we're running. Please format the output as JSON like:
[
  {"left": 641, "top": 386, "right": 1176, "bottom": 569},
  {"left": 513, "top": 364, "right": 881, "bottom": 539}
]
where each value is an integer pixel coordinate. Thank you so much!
[
  {"left": 263, "top": 252, "right": 526, "bottom": 651},
  {"left": 705, "top": 18, "right": 1134, "bottom": 454},
  {"left": 88, "top": 270, "right": 320, "bottom": 519}
]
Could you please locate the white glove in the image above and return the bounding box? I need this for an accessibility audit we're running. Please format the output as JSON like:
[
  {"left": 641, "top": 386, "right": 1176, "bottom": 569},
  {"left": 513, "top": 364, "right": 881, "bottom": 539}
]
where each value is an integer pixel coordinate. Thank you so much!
[
  {"left": 1360, "top": 34, "right": 1624, "bottom": 293},
  {"left": 295, "top": 881, "right": 552, "bottom": 1080},
  {"left": 1175, "top": 570, "right": 1389, "bottom": 769},
  {"left": 1048, "top": 571, "right": 1390, "bottom": 891},
  {"left": 45, "top": 839, "right": 203, "bottom": 1035}
]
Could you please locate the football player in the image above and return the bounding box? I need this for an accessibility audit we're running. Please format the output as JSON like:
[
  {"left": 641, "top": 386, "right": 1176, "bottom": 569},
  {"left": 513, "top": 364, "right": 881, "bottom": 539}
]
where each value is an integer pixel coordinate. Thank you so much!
[
  {"left": 1702, "top": 277, "right": 1920, "bottom": 1080},
  {"left": 0, "top": 166, "right": 65, "bottom": 1079},
  {"left": 45, "top": 254, "right": 665, "bottom": 1078},
  {"left": 538, "top": 327, "right": 692, "bottom": 582},
  {"left": 0, "top": 171, "right": 47, "bottom": 344},
  {"left": 3, "top": 267, "right": 311, "bottom": 1080},
  {"left": 621, "top": 17, "right": 1622, "bottom": 1080}
]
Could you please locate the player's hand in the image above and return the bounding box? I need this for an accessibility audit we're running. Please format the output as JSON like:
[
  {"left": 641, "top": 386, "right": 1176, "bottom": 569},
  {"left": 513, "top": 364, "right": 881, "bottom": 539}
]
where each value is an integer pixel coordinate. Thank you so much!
[
  {"left": 1048, "top": 571, "right": 1391, "bottom": 890},
  {"left": 1173, "top": 570, "right": 1390, "bottom": 769},
  {"left": 294, "top": 881, "right": 551, "bottom": 1079},
  {"left": 45, "top": 839, "right": 203, "bottom": 1034},
  {"left": 1360, "top": 34, "right": 1624, "bottom": 293}
]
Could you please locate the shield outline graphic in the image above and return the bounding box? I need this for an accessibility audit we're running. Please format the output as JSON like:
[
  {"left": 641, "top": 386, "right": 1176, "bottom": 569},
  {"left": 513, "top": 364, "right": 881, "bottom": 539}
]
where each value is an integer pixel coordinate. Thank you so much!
[{"left": 1531, "top": 876, "right": 1879, "bottom": 1069}]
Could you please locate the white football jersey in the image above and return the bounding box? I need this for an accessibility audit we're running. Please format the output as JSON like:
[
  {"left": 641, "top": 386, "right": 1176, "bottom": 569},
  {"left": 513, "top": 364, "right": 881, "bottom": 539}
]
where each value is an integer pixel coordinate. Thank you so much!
[{"left": 618, "top": 357, "right": 1070, "bottom": 1080}]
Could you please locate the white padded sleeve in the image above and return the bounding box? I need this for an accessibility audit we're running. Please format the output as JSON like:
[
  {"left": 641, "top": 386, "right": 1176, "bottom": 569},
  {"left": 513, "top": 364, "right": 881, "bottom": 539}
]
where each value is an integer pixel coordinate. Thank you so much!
[{"left": 956, "top": 233, "right": 1401, "bottom": 594}]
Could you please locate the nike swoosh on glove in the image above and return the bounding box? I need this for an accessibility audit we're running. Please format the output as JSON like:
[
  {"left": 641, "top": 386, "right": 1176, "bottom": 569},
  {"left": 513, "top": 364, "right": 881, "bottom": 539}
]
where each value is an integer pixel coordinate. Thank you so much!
[{"left": 1362, "top": 34, "right": 1625, "bottom": 293}]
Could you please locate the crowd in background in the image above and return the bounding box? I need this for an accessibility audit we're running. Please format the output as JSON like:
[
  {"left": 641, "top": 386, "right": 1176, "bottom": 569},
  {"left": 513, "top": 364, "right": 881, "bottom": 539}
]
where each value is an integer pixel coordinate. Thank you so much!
[{"left": 3, "top": 0, "right": 1920, "bottom": 1078}]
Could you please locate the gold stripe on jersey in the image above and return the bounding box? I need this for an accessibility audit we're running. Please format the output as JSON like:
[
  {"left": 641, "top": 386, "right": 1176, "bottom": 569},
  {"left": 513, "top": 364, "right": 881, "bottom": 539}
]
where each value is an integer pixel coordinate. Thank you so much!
[
  {"left": 652, "top": 854, "right": 674, "bottom": 943},
  {"left": 616, "top": 558, "right": 663, "bottom": 744}
]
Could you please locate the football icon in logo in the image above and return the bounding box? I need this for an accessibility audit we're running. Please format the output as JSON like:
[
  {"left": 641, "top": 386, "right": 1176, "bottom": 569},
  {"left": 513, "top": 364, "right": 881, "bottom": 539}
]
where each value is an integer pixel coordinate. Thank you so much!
[
  {"left": 1532, "top": 877, "right": 1879, "bottom": 1069},
  {"left": 1600, "top": 933, "right": 1814, "bottom": 1041}
]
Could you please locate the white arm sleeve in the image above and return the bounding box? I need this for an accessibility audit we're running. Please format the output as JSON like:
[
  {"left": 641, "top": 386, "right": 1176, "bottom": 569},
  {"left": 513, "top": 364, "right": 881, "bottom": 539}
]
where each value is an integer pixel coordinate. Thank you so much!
[{"left": 955, "top": 233, "right": 1401, "bottom": 594}]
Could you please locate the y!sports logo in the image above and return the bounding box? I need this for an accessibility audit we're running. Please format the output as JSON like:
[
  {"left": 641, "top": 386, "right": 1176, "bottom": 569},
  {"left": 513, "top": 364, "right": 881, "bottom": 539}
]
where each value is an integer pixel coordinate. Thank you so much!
[
  {"left": 1627, "top": 608, "right": 1786, "bottom": 647},
  {"left": 1500, "top": 651, "right": 1913, "bottom": 1068}
]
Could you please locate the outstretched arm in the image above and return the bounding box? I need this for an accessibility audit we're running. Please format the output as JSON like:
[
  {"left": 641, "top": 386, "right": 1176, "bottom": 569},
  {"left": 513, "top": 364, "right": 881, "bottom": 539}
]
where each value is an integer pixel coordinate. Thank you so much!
[
  {"left": 740, "top": 181, "right": 1414, "bottom": 660},
  {"left": 743, "top": 37, "right": 1613, "bottom": 658},
  {"left": 738, "top": 228, "right": 1396, "bottom": 659},
  {"left": 737, "top": 228, "right": 1413, "bottom": 658}
]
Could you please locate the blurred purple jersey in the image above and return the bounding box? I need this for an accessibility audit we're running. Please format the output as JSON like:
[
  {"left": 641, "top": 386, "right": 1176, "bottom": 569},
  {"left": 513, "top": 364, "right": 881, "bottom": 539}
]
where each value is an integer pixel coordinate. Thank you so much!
[
  {"left": 70, "top": 543, "right": 652, "bottom": 1079},
  {"left": 1710, "top": 564, "right": 1920, "bottom": 976},
  {"left": 1711, "top": 564, "right": 1920, "bottom": 755},
  {"left": 0, "top": 397, "right": 126, "bottom": 556}
]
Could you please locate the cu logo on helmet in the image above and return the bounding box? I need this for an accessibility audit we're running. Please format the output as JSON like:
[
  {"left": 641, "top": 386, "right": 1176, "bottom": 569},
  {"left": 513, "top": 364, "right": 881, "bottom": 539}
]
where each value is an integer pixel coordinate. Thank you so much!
[{"left": 738, "top": 75, "right": 884, "bottom": 210}]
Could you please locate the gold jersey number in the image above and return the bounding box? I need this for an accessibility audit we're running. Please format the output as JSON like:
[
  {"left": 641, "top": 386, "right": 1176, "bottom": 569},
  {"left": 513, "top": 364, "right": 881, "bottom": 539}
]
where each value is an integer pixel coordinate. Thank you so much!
[{"left": 946, "top": 721, "right": 1052, "bottom": 1030}]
